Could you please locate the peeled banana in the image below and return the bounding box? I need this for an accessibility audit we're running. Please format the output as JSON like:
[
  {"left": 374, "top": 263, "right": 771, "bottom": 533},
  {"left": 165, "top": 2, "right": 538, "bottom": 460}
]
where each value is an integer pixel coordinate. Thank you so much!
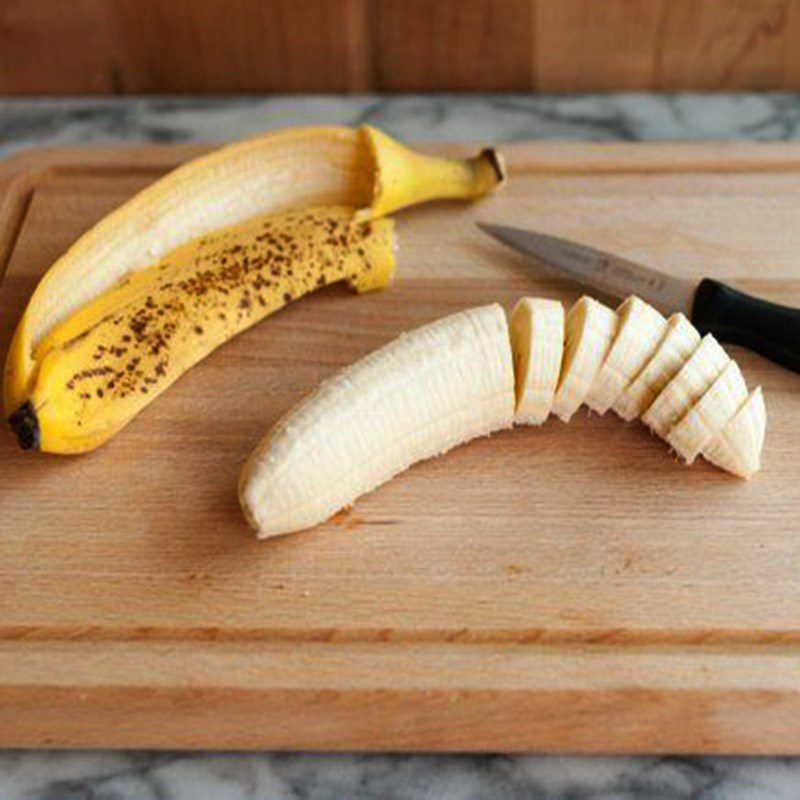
[
  {"left": 241, "top": 295, "right": 766, "bottom": 539},
  {"left": 5, "top": 125, "right": 505, "bottom": 453},
  {"left": 240, "top": 304, "right": 515, "bottom": 538}
]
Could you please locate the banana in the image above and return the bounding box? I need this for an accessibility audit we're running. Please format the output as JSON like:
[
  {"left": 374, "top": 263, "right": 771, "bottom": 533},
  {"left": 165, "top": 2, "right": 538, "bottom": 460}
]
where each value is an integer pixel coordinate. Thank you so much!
[
  {"left": 508, "top": 297, "right": 564, "bottom": 424},
  {"left": 640, "top": 334, "right": 729, "bottom": 438},
  {"left": 550, "top": 296, "right": 617, "bottom": 422},
  {"left": 703, "top": 388, "right": 766, "bottom": 479},
  {"left": 666, "top": 359, "right": 748, "bottom": 464},
  {"left": 240, "top": 296, "right": 766, "bottom": 538},
  {"left": 613, "top": 312, "right": 700, "bottom": 422},
  {"left": 10, "top": 207, "right": 396, "bottom": 453},
  {"left": 5, "top": 125, "right": 505, "bottom": 419},
  {"left": 585, "top": 296, "right": 667, "bottom": 415},
  {"left": 239, "top": 304, "right": 515, "bottom": 539}
]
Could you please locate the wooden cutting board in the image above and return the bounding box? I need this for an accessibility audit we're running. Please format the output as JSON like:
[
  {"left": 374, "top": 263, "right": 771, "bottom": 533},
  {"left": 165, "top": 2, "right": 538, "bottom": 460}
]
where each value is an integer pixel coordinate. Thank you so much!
[{"left": 0, "top": 141, "right": 799, "bottom": 753}]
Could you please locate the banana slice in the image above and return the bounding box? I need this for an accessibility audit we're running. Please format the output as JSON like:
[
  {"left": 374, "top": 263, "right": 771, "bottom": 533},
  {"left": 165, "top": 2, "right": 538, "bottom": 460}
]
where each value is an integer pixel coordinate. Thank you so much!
[
  {"left": 641, "top": 334, "right": 729, "bottom": 438},
  {"left": 5, "top": 125, "right": 504, "bottom": 417},
  {"left": 666, "top": 360, "right": 749, "bottom": 463},
  {"left": 239, "top": 304, "right": 514, "bottom": 539},
  {"left": 703, "top": 388, "right": 766, "bottom": 478},
  {"left": 585, "top": 296, "right": 667, "bottom": 415},
  {"left": 613, "top": 313, "right": 701, "bottom": 422},
  {"left": 551, "top": 296, "right": 618, "bottom": 422},
  {"left": 509, "top": 297, "right": 564, "bottom": 425}
]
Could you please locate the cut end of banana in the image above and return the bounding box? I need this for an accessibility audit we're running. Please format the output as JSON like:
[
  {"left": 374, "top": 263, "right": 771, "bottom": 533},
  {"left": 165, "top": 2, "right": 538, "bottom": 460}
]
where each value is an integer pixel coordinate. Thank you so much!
[{"left": 509, "top": 297, "right": 564, "bottom": 425}]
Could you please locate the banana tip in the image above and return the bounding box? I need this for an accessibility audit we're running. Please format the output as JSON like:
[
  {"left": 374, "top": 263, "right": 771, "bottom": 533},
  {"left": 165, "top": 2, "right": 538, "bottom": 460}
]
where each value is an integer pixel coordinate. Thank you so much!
[{"left": 8, "top": 401, "right": 40, "bottom": 450}]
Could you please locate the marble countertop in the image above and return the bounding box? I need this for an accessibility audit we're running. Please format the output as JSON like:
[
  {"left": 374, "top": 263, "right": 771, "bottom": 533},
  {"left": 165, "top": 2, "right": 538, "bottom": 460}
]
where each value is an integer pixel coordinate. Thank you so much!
[
  {"left": 3, "top": 93, "right": 800, "bottom": 159},
  {"left": 2, "top": 93, "right": 800, "bottom": 800}
]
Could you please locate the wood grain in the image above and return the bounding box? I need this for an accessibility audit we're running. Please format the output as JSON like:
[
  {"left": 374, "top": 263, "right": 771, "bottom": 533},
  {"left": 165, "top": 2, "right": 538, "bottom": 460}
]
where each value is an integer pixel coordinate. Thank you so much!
[
  {"left": 0, "top": 0, "right": 372, "bottom": 94},
  {"left": 535, "top": 0, "right": 799, "bottom": 91},
  {"left": 0, "top": 142, "right": 799, "bottom": 750},
  {"left": 373, "top": 0, "right": 535, "bottom": 90},
  {"left": 2, "top": 0, "right": 800, "bottom": 93},
  {"left": 3, "top": 641, "right": 800, "bottom": 752},
  {"left": 112, "top": 0, "right": 372, "bottom": 93}
]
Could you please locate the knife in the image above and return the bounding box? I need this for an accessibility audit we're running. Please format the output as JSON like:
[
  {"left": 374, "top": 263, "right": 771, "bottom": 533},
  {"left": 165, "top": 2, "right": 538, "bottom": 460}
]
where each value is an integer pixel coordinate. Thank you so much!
[{"left": 478, "top": 222, "right": 800, "bottom": 375}]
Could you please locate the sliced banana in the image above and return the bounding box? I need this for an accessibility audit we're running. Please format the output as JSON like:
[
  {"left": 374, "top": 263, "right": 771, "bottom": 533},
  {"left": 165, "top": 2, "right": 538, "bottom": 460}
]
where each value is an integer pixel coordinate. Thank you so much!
[
  {"left": 586, "top": 296, "right": 667, "bottom": 415},
  {"left": 241, "top": 297, "right": 766, "bottom": 538},
  {"left": 551, "top": 296, "right": 618, "bottom": 422},
  {"left": 666, "top": 359, "right": 749, "bottom": 464},
  {"left": 509, "top": 297, "right": 564, "bottom": 425},
  {"left": 641, "top": 334, "right": 729, "bottom": 438},
  {"left": 240, "top": 304, "right": 514, "bottom": 538},
  {"left": 703, "top": 388, "right": 767, "bottom": 479},
  {"left": 613, "top": 313, "right": 701, "bottom": 422}
]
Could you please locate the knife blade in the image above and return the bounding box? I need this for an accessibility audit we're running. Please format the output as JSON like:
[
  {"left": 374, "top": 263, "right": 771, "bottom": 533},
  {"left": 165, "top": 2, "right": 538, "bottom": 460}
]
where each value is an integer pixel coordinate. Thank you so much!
[{"left": 478, "top": 222, "right": 800, "bottom": 375}]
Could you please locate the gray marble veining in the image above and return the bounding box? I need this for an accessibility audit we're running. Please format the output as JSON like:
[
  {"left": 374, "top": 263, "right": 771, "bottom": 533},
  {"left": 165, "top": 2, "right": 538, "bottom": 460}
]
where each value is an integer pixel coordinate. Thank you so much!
[
  {"left": 3, "top": 752, "right": 800, "bottom": 800},
  {"left": 3, "top": 94, "right": 800, "bottom": 158},
  {"left": 1, "top": 93, "right": 799, "bottom": 799}
]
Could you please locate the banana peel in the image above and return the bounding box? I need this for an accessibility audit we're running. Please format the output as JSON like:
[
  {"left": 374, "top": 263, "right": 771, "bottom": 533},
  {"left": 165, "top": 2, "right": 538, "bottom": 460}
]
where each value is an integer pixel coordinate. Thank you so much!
[
  {"left": 11, "top": 207, "right": 395, "bottom": 454},
  {"left": 4, "top": 126, "right": 505, "bottom": 452}
]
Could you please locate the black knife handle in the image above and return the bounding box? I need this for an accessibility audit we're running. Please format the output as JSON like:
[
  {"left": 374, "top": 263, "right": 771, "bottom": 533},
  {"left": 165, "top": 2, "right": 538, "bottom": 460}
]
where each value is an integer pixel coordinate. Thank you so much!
[{"left": 692, "top": 278, "right": 800, "bottom": 374}]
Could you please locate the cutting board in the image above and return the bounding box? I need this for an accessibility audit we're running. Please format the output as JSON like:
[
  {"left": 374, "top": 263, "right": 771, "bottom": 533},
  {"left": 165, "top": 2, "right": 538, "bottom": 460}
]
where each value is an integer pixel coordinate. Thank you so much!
[{"left": 0, "top": 141, "right": 799, "bottom": 753}]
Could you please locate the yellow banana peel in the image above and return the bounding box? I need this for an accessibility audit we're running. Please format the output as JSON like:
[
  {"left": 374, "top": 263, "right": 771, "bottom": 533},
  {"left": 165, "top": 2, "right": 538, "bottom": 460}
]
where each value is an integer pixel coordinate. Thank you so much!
[
  {"left": 11, "top": 207, "right": 395, "bottom": 454},
  {"left": 4, "top": 125, "right": 505, "bottom": 453}
]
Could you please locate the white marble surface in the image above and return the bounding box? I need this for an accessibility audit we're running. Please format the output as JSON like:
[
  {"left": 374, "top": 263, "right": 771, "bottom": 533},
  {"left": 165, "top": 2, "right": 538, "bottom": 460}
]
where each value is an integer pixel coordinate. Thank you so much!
[
  {"left": 2, "top": 93, "right": 800, "bottom": 799},
  {"left": 3, "top": 94, "right": 800, "bottom": 159},
  {"left": 4, "top": 751, "right": 800, "bottom": 800}
]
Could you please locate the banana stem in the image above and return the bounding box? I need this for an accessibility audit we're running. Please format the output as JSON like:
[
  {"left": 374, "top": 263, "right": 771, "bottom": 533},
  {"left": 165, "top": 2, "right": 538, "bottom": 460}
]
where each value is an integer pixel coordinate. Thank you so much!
[{"left": 362, "top": 126, "right": 506, "bottom": 219}]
